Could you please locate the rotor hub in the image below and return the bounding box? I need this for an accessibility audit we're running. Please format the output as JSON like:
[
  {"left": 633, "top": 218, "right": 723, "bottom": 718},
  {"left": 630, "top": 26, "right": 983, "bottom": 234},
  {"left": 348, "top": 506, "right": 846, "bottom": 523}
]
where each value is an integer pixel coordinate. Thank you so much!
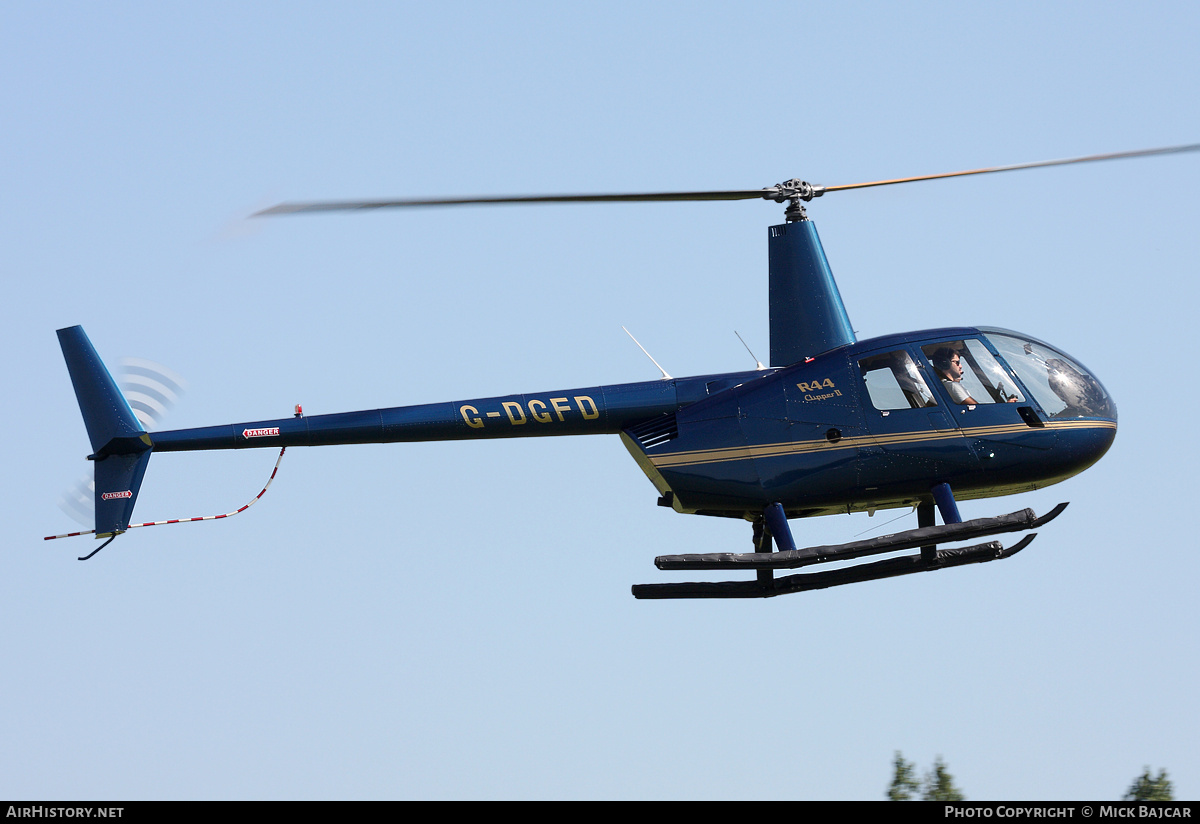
[{"left": 764, "top": 179, "right": 826, "bottom": 222}]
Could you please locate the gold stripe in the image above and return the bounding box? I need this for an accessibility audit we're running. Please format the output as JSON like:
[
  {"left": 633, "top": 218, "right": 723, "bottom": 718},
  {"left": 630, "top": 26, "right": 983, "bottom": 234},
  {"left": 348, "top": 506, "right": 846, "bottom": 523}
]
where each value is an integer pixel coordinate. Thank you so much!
[{"left": 648, "top": 420, "right": 1115, "bottom": 469}]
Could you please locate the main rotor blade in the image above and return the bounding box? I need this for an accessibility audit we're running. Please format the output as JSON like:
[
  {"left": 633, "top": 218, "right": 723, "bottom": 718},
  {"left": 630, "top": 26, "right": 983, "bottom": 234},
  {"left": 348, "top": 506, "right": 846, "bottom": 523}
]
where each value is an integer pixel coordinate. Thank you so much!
[
  {"left": 253, "top": 189, "right": 771, "bottom": 216},
  {"left": 254, "top": 143, "right": 1200, "bottom": 217},
  {"left": 822, "top": 143, "right": 1200, "bottom": 194}
]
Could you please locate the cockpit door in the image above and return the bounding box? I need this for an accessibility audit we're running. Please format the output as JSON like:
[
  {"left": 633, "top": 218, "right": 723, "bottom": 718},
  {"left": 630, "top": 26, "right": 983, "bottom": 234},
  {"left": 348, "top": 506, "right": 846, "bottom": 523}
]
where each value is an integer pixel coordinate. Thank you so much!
[{"left": 918, "top": 337, "right": 1058, "bottom": 473}]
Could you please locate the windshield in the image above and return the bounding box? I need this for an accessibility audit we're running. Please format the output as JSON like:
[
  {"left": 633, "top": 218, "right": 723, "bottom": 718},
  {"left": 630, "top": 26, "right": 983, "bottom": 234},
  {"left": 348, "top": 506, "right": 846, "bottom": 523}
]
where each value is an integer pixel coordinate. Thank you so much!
[{"left": 985, "top": 332, "right": 1115, "bottom": 419}]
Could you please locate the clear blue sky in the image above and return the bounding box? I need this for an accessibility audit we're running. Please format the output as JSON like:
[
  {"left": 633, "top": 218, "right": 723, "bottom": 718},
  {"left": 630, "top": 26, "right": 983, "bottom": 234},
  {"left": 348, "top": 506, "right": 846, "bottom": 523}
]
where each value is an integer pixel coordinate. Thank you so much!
[{"left": 3, "top": 1, "right": 1197, "bottom": 800}]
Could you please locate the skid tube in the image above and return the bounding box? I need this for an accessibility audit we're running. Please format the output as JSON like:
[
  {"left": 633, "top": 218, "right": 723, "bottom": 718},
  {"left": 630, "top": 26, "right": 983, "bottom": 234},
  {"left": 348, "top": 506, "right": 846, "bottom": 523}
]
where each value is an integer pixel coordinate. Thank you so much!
[
  {"left": 633, "top": 501, "right": 1066, "bottom": 600},
  {"left": 632, "top": 535, "right": 1037, "bottom": 599},
  {"left": 655, "top": 503, "right": 1067, "bottom": 571}
]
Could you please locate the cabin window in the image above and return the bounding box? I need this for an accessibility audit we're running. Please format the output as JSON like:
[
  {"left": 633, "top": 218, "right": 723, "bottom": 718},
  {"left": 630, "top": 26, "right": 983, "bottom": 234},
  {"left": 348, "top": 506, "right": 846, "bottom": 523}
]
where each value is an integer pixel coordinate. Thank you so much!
[
  {"left": 921, "top": 339, "right": 1025, "bottom": 405},
  {"left": 858, "top": 350, "right": 937, "bottom": 410}
]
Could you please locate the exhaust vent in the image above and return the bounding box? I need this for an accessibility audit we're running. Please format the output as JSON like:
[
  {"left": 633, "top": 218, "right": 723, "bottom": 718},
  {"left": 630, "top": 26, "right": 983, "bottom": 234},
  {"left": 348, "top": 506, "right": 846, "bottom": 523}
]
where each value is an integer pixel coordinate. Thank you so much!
[{"left": 625, "top": 413, "right": 678, "bottom": 449}]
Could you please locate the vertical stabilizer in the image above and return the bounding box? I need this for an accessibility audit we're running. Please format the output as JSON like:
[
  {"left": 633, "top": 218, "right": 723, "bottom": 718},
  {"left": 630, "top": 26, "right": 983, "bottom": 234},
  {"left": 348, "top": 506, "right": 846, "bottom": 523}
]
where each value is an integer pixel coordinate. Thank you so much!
[{"left": 57, "top": 326, "right": 152, "bottom": 537}]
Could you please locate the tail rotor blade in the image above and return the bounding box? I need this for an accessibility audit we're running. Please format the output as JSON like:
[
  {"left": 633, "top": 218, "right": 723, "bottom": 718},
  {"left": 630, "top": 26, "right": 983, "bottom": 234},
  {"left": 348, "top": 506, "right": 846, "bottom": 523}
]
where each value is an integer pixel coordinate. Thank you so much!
[{"left": 119, "top": 357, "right": 187, "bottom": 430}]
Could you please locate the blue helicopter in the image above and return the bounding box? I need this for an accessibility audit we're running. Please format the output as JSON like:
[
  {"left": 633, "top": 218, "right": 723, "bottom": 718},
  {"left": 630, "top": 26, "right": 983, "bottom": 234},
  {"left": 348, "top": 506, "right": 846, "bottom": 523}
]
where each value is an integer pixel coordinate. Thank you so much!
[{"left": 52, "top": 146, "right": 1195, "bottom": 597}]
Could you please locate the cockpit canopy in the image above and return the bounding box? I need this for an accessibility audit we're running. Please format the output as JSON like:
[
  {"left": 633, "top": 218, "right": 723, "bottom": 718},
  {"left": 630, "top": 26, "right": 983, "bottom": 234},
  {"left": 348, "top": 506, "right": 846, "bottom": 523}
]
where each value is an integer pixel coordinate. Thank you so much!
[
  {"left": 857, "top": 328, "right": 1115, "bottom": 420},
  {"left": 981, "top": 330, "right": 1115, "bottom": 420}
]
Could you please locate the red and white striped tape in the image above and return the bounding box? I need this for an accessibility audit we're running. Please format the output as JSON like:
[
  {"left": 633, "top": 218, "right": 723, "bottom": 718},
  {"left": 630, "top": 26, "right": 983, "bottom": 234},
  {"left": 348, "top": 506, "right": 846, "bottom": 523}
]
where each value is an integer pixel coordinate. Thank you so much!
[{"left": 44, "top": 447, "right": 287, "bottom": 541}]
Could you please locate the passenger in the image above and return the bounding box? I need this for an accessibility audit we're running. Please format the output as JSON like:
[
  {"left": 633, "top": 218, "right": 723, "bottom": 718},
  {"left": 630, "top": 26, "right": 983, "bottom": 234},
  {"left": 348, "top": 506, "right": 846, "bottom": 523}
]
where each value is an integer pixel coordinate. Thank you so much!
[{"left": 895, "top": 355, "right": 936, "bottom": 408}]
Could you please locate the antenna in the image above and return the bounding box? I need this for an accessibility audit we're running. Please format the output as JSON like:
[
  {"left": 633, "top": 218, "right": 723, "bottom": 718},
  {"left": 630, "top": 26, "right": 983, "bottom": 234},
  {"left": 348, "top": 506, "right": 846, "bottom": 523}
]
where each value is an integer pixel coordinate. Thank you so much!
[
  {"left": 621, "top": 327, "right": 672, "bottom": 380},
  {"left": 735, "top": 331, "right": 767, "bottom": 370}
]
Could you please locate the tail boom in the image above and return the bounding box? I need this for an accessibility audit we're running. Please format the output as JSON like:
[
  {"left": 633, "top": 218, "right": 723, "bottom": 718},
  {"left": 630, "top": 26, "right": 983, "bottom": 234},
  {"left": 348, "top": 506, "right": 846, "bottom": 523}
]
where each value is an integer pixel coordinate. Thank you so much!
[{"left": 146, "top": 377, "right": 751, "bottom": 452}]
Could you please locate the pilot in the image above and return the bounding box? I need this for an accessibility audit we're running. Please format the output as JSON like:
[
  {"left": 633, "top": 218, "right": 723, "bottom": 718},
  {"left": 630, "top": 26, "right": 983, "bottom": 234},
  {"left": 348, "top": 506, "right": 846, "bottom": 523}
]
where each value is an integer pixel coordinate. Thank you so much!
[
  {"left": 932, "top": 347, "right": 1017, "bottom": 405},
  {"left": 932, "top": 347, "right": 979, "bottom": 405}
]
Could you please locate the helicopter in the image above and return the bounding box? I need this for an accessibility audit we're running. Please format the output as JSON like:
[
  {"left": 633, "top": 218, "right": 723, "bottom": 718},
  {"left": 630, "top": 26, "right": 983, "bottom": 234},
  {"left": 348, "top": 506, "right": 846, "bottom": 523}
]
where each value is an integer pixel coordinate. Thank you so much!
[{"left": 49, "top": 145, "right": 1198, "bottom": 597}]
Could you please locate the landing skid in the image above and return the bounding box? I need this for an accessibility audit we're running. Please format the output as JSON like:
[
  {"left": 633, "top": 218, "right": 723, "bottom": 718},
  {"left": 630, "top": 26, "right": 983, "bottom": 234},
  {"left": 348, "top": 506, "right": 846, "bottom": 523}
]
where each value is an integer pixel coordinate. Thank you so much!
[{"left": 632, "top": 503, "right": 1066, "bottom": 600}]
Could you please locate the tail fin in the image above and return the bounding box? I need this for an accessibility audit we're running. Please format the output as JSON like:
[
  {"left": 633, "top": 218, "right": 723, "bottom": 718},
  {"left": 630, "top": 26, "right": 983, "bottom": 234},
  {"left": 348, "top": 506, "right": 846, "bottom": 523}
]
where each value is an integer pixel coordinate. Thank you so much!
[{"left": 57, "top": 326, "right": 153, "bottom": 538}]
